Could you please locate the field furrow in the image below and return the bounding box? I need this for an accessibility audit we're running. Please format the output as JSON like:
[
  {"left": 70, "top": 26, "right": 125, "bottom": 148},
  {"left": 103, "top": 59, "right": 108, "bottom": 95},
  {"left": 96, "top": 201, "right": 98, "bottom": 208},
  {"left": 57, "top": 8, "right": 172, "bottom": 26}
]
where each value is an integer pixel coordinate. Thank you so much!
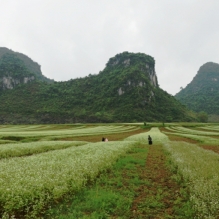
[{"left": 131, "top": 144, "right": 191, "bottom": 218}]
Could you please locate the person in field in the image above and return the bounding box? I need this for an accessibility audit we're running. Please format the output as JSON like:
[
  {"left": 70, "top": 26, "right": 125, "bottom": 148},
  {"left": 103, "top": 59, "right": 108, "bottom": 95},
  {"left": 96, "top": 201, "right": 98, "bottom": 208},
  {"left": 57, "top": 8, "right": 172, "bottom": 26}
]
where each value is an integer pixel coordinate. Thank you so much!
[
  {"left": 102, "top": 137, "right": 105, "bottom": 141},
  {"left": 148, "top": 135, "right": 152, "bottom": 145},
  {"left": 105, "top": 138, "right": 108, "bottom": 142}
]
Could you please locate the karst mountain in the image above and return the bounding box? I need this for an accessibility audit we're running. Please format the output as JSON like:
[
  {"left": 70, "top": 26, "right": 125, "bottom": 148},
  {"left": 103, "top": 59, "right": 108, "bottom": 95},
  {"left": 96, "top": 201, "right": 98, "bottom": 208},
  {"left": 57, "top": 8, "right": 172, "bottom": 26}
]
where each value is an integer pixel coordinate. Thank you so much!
[
  {"left": 0, "top": 48, "right": 196, "bottom": 124},
  {"left": 175, "top": 62, "right": 219, "bottom": 121}
]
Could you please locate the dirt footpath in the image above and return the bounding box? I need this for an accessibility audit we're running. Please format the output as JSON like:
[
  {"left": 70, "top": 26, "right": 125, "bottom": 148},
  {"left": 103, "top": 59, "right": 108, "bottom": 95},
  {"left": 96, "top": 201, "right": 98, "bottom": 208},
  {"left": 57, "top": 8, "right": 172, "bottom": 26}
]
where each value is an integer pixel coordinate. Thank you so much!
[{"left": 131, "top": 144, "right": 187, "bottom": 219}]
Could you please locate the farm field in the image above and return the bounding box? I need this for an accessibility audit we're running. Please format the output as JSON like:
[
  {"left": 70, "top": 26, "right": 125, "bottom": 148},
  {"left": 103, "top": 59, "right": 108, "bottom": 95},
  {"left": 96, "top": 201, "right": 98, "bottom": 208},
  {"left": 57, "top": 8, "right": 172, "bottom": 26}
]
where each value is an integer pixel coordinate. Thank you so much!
[{"left": 0, "top": 123, "right": 219, "bottom": 218}]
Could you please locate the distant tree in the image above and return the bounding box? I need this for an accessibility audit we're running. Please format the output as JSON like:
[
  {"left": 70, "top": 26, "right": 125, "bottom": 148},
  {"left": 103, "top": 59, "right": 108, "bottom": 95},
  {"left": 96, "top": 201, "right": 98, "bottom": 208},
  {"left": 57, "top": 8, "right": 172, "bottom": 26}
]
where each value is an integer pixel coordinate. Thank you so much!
[
  {"left": 166, "top": 115, "right": 173, "bottom": 122},
  {"left": 197, "top": 111, "right": 208, "bottom": 123}
]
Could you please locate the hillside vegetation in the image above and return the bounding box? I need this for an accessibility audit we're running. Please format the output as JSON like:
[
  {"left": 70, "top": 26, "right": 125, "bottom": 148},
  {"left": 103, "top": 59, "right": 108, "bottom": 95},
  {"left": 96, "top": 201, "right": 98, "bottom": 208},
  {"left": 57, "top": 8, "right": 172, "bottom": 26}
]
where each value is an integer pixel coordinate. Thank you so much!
[
  {"left": 175, "top": 62, "right": 219, "bottom": 120},
  {"left": 0, "top": 51, "right": 196, "bottom": 124},
  {"left": 0, "top": 47, "right": 53, "bottom": 84}
]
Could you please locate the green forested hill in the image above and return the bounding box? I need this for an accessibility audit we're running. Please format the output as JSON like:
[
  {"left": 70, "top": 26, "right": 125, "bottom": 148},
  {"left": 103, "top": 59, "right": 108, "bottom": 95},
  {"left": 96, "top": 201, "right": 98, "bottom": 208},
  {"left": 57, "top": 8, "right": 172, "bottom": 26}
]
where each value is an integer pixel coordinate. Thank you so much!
[
  {"left": 0, "top": 53, "right": 35, "bottom": 78},
  {"left": 0, "top": 47, "right": 53, "bottom": 84},
  {"left": 175, "top": 62, "right": 219, "bottom": 115},
  {"left": 0, "top": 51, "right": 196, "bottom": 124}
]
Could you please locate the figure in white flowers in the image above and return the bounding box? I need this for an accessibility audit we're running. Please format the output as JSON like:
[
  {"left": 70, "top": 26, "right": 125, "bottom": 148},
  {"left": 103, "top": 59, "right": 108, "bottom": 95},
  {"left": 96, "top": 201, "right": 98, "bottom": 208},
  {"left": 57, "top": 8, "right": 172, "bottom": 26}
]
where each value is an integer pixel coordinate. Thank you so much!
[{"left": 148, "top": 135, "right": 152, "bottom": 145}]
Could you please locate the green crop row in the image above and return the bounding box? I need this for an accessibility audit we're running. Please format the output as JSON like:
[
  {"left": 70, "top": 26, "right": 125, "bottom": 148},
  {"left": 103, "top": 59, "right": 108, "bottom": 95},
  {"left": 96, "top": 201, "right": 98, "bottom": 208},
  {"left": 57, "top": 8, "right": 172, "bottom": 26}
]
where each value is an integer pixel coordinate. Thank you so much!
[{"left": 0, "top": 141, "right": 87, "bottom": 159}]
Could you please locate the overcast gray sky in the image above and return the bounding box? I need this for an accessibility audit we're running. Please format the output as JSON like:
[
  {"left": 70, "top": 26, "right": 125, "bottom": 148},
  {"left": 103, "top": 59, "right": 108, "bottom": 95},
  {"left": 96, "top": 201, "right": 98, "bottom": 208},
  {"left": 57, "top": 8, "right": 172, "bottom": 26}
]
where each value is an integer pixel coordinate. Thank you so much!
[{"left": 1, "top": 0, "right": 219, "bottom": 95}]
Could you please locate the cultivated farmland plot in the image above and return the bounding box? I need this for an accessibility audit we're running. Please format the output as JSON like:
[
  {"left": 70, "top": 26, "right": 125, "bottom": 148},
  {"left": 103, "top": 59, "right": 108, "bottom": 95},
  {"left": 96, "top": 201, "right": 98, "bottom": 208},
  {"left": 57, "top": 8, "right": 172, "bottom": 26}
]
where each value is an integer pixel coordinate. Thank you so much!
[
  {"left": 127, "top": 126, "right": 219, "bottom": 218},
  {"left": 125, "top": 127, "right": 169, "bottom": 144},
  {"left": 0, "top": 141, "right": 137, "bottom": 218},
  {"left": 161, "top": 125, "right": 219, "bottom": 218},
  {"left": 165, "top": 126, "right": 219, "bottom": 136},
  {"left": 0, "top": 124, "right": 219, "bottom": 218},
  {"left": 0, "top": 125, "right": 139, "bottom": 139},
  {"left": 199, "top": 125, "right": 219, "bottom": 133},
  {"left": 163, "top": 132, "right": 219, "bottom": 145},
  {"left": 0, "top": 124, "right": 142, "bottom": 218},
  {"left": 163, "top": 140, "right": 219, "bottom": 218}
]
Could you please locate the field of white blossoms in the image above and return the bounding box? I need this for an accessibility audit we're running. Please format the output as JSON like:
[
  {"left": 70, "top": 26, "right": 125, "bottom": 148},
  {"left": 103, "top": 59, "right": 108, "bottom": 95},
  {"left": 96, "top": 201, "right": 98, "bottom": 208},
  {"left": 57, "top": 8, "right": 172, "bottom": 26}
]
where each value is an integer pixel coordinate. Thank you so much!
[{"left": 0, "top": 123, "right": 219, "bottom": 218}]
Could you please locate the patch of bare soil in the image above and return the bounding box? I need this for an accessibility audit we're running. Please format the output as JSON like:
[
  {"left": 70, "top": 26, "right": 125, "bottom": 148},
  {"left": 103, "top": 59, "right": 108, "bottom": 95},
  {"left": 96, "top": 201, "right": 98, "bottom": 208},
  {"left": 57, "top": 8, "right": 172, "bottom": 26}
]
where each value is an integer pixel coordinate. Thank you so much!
[
  {"left": 130, "top": 145, "right": 184, "bottom": 219},
  {"left": 201, "top": 145, "right": 219, "bottom": 154},
  {"left": 167, "top": 135, "right": 199, "bottom": 144}
]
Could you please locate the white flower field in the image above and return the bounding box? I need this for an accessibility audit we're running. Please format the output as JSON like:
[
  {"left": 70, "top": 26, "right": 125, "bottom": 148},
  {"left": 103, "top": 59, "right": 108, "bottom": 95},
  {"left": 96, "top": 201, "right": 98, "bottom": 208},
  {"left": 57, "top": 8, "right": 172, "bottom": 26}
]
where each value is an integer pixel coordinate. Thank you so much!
[{"left": 0, "top": 123, "right": 219, "bottom": 218}]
